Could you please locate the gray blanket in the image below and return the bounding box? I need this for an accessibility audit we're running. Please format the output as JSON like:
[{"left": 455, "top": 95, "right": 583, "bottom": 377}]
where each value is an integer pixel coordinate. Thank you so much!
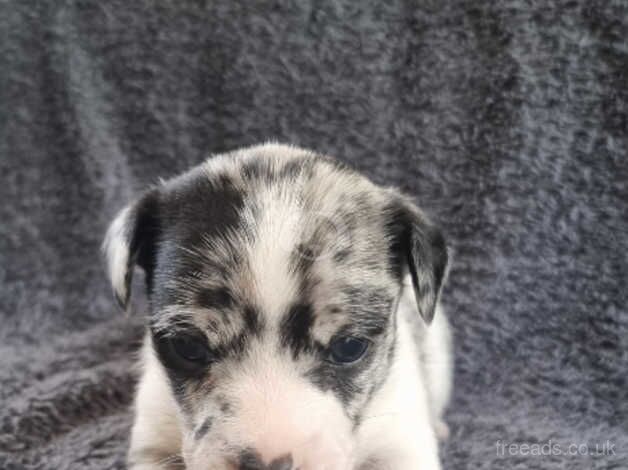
[{"left": 1, "top": 1, "right": 626, "bottom": 469}]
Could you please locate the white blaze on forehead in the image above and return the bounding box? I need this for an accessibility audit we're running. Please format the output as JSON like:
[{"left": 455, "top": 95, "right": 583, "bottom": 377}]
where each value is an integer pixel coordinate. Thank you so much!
[{"left": 244, "top": 183, "right": 302, "bottom": 320}]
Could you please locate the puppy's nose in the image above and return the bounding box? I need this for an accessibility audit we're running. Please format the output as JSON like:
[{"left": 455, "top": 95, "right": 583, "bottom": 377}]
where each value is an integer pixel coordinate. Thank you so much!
[
  {"left": 267, "top": 455, "right": 293, "bottom": 470},
  {"left": 238, "top": 450, "right": 293, "bottom": 470}
]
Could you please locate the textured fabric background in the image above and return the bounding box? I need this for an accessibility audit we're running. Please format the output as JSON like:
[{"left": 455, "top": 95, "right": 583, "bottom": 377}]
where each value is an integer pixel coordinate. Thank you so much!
[{"left": 1, "top": 1, "right": 627, "bottom": 469}]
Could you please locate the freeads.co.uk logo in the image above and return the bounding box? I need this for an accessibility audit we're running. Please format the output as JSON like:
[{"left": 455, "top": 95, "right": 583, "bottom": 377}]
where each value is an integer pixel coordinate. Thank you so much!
[{"left": 495, "top": 439, "right": 616, "bottom": 457}]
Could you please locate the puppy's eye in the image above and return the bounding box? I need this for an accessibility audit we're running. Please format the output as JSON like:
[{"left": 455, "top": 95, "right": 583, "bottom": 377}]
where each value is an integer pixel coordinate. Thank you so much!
[
  {"left": 329, "top": 336, "right": 369, "bottom": 364},
  {"left": 153, "top": 334, "right": 213, "bottom": 376},
  {"left": 170, "top": 335, "right": 211, "bottom": 363}
]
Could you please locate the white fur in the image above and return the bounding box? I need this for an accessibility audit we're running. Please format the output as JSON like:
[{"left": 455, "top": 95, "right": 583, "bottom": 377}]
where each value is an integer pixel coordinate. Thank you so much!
[
  {"left": 102, "top": 206, "right": 131, "bottom": 305},
  {"left": 128, "top": 335, "right": 183, "bottom": 468},
  {"left": 243, "top": 183, "right": 302, "bottom": 321},
  {"left": 353, "top": 285, "right": 448, "bottom": 470},
  {"left": 422, "top": 304, "right": 453, "bottom": 440}
]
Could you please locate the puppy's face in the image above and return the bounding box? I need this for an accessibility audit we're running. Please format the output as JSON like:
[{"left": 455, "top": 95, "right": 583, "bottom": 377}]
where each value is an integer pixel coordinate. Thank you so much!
[{"left": 104, "top": 144, "right": 447, "bottom": 469}]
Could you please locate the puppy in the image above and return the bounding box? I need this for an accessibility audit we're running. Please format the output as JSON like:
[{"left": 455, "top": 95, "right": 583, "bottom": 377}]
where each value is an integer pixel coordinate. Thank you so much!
[{"left": 103, "top": 143, "right": 452, "bottom": 470}]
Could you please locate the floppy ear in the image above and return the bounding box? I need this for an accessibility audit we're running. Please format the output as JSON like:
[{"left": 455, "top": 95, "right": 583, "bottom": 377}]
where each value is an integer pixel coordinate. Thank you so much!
[
  {"left": 102, "top": 191, "right": 160, "bottom": 309},
  {"left": 388, "top": 196, "right": 449, "bottom": 324}
]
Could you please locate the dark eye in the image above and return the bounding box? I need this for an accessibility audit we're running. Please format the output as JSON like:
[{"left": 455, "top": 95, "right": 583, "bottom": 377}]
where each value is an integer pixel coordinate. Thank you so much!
[
  {"left": 329, "top": 336, "right": 369, "bottom": 364},
  {"left": 154, "top": 334, "right": 213, "bottom": 376},
  {"left": 170, "top": 335, "right": 211, "bottom": 363}
]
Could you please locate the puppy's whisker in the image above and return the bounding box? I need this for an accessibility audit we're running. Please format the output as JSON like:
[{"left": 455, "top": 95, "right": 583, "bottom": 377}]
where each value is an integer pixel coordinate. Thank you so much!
[{"left": 153, "top": 453, "right": 185, "bottom": 469}]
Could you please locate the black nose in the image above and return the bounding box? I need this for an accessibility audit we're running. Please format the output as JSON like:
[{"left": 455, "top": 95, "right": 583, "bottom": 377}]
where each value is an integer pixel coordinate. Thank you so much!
[
  {"left": 267, "top": 455, "right": 293, "bottom": 470},
  {"left": 238, "top": 450, "right": 293, "bottom": 470}
]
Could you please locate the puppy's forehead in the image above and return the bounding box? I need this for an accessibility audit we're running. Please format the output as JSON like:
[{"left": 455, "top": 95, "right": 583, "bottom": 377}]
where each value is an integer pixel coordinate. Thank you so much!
[{"left": 152, "top": 144, "right": 398, "bottom": 337}]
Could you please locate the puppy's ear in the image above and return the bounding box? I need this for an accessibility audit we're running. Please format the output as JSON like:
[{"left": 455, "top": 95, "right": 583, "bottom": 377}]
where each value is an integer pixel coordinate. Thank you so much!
[
  {"left": 102, "top": 191, "right": 160, "bottom": 309},
  {"left": 387, "top": 196, "right": 449, "bottom": 324}
]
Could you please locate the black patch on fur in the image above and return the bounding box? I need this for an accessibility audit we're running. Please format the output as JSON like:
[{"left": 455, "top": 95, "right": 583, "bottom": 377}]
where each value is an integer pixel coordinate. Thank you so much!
[
  {"left": 210, "top": 305, "right": 262, "bottom": 361},
  {"left": 238, "top": 449, "right": 265, "bottom": 469},
  {"left": 307, "top": 352, "right": 373, "bottom": 409},
  {"left": 212, "top": 332, "right": 248, "bottom": 362},
  {"left": 425, "top": 226, "right": 448, "bottom": 294},
  {"left": 168, "top": 172, "right": 243, "bottom": 244},
  {"left": 280, "top": 303, "right": 314, "bottom": 358},
  {"left": 219, "top": 400, "right": 233, "bottom": 416},
  {"left": 130, "top": 192, "right": 162, "bottom": 294},
  {"left": 278, "top": 157, "right": 307, "bottom": 180},
  {"left": 194, "top": 416, "right": 213, "bottom": 440},
  {"left": 241, "top": 158, "right": 269, "bottom": 181},
  {"left": 243, "top": 305, "right": 261, "bottom": 333},
  {"left": 333, "top": 247, "right": 352, "bottom": 263},
  {"left": 113, "top": 190, "right": 161, "bottom": 307},
  {"left": 384, "top": 199, "right": 448, "bottom": 322},
  {"left": 196, "top": 287, "right": 235, "bottom": 310},
  {"left": 407, "top": 221, "right": 448, "bottom": 322},
  {"left": 383, "top": 202, "right": 410, "bottom": 282},
  {"left": 150, "top": 170, "right": 245, "bottom": 309}
]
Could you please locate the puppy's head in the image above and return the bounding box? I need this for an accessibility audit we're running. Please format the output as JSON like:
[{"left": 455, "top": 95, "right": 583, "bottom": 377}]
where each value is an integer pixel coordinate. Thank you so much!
[{"left": 104, "top": 144, "right": 448, "bottom": 469}]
